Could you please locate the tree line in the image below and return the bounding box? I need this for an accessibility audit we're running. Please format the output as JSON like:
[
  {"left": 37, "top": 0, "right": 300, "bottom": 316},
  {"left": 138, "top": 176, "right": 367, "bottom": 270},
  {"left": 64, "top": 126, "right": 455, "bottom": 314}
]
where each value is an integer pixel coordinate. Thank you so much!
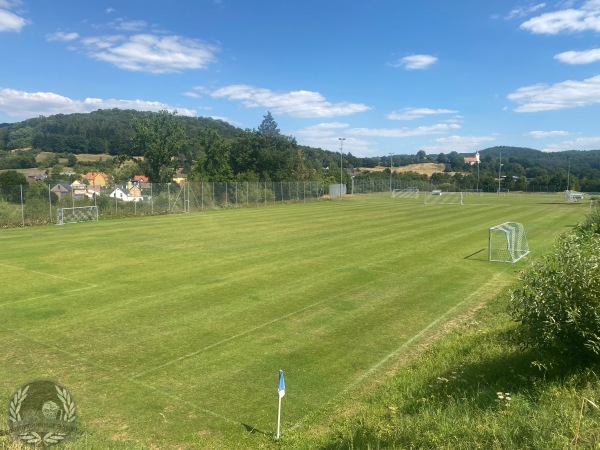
[{"left": 1, "top": 109, "right": 600, "bottom": 191}]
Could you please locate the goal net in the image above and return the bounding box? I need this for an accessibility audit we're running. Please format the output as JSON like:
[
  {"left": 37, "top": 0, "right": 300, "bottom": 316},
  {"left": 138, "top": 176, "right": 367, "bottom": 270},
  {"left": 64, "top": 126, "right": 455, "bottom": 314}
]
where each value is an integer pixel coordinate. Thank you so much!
[
  {"left": 488, "top": 222, "right": 529, "bottom": 263},
  {"left": 392, "top": 188, "right": 419, "bottom": 198},
  {"left": 56, "top": 206, "right": 99, "bottom": 225},
  {"left": 565, "top": 190, "right": 584, "bottom": 202}
]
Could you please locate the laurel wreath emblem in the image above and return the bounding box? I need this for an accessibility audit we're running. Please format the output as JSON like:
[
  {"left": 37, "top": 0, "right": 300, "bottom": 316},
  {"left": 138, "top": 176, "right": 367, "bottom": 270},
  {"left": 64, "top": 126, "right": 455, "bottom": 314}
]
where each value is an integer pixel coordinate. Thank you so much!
[{"left": 8, "top": 382, "right": 76, "bottom": 447}]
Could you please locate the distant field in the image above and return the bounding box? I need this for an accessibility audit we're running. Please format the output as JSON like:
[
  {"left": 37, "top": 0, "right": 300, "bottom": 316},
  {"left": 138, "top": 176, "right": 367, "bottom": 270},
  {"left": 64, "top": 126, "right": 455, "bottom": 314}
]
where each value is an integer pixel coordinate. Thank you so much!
[
  {"left": 359, "top": 163, "right": 457, "bottom": 177},
  {"left": 0, "top": 193, "right": 589, "bottom": 448},
  {"left": 75, "top": 153, "right": 113, "bottom": 162}
]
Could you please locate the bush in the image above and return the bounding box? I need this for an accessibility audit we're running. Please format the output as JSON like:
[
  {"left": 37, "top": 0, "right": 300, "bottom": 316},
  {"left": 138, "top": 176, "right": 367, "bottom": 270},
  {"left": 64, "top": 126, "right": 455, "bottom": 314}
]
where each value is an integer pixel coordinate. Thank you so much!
[{"left": 509, "top": 229, "right": 600, "bottom": 359}]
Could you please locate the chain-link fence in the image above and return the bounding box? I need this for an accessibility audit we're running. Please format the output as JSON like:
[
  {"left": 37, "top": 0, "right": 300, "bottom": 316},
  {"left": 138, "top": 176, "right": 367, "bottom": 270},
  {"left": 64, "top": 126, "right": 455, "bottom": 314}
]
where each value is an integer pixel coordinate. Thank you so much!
[{"left": 0, "top": 181, "right": 331, "bottom": 228}]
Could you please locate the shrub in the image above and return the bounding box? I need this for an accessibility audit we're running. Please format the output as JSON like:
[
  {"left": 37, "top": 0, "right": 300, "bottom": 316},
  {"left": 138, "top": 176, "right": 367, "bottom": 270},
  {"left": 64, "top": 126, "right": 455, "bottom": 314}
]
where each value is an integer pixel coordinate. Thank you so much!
[{"left": 509, "top": 229, "right": 600, "bottom": 359}]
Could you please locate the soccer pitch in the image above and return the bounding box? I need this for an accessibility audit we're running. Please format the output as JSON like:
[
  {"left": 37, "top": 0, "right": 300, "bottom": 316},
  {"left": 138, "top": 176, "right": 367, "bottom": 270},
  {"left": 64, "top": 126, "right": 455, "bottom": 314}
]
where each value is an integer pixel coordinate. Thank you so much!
[{"left": 0, "top": 193, "right": 589, "bottom": 448}]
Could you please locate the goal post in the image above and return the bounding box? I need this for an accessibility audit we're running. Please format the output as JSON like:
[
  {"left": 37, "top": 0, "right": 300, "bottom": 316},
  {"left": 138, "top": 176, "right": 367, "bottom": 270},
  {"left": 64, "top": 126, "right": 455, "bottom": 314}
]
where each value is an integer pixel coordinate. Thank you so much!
[
  {"left": 56, "top": 206, "right": 99, "bottom": 225},
  {"left": 488, "top": 222, "right": 529, "bottom": 263},
  {"left": 565, "top": 190, "right": 584, "bottom": 202},
  {"left": 392, "top": 188, "right": 419, "bottom": 199}
]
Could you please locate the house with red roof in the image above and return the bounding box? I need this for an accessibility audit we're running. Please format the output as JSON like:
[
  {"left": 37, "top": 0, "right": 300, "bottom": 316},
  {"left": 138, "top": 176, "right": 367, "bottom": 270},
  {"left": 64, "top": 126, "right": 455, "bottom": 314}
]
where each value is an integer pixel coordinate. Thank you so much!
[{"left": 84, "top": 172, "right": 108, "bottom": 187}]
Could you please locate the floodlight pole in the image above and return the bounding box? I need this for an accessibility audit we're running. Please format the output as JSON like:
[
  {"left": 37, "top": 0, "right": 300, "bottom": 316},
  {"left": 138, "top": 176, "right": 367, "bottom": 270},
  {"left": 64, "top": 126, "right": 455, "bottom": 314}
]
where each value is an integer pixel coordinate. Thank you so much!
[
  {"left": 498, "top": 151, "right": 503, "bottom": 195},
  {"left": 567, "top": 157, "right": 571, "bottom": 191},
  {"left": 338, "top": 137, "right": 346, "bottom": 198},
  {"left": 389, "top": 153, "right": 393, "bottom": 192}
]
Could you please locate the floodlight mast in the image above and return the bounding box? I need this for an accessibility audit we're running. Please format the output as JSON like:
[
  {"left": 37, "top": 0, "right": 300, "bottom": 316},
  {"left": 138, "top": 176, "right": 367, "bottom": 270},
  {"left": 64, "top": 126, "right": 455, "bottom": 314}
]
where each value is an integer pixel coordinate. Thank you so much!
[
  {"left": 498, "top": 150, "right": 503, "bottom": 195},
  {"left": 338, "top": 137, "right": 346, "bottom": 198},
  {"left": 389, "top": 153, "right": 393, "bottom": 192}
]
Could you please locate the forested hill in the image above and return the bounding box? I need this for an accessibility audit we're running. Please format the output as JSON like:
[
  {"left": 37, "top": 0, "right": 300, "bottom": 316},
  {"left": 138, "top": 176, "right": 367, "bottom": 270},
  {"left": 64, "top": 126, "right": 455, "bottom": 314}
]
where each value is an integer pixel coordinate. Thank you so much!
[
  {"left": 1, "top": 109, "right": 600, "bottom": 189},
  {"left": 0, "top": 109, "right": 244, "bottom": 155}
]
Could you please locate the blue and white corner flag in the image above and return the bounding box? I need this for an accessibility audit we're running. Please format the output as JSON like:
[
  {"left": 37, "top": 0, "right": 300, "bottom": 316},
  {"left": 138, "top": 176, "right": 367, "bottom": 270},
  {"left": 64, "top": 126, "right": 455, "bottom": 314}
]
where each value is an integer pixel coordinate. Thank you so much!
[{"left": 278, "top": 370, "right": 285, "bottom": 398}]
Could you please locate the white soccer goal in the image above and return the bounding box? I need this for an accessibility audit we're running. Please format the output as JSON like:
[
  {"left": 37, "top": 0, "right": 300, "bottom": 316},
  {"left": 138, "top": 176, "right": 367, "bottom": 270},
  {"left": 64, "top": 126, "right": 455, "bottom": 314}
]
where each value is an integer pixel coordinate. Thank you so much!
[
  {"left": 488, "top": 222, "right": 529, "bottom": 263},
  {"left": 424, "top": 191, "right": 464, "bottom": 205},
  {"left": 56, "top": 206, "right": 99, "bottom": 225},
  {"left": 464, "top": 189, "right": 483, "bottom": 196},
  {"left": 565, "top": 190, "right": 584, "bottom": 202},
  {"left": 392, "top": 188, "right": 419, "bottom": 199}
]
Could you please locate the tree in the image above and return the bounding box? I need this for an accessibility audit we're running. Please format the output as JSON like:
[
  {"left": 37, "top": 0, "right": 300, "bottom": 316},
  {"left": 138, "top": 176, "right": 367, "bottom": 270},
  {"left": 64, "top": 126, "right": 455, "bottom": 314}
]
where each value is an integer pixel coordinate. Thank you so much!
[
  {"left": 257, "top": 111, "right": 280, "bottom": 137},
  {"left": 0, "top": 170, "right": 27, "bottom": 203},
  {"left": 193, "top": 129, "right": 233, "bottom": 181},
  {"left": 130, "top": 110, "right": 187, "bottom": 183}
]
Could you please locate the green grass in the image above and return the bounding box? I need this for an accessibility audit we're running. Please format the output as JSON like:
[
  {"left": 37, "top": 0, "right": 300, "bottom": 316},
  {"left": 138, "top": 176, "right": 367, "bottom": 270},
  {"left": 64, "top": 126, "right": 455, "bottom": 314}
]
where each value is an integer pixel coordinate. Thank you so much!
[{"left": 0, "top": 193, "right": 589, "bottom": 448}]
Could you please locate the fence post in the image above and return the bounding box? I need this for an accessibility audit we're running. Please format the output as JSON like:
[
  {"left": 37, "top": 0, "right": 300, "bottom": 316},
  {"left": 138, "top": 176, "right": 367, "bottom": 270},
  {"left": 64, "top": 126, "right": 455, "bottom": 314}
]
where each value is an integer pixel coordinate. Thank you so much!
[
  {"left": 20, "top": 185, "right": 24, "bottom": 227},
  {"left": 48, "top": 183, "right": 52, "bottom": 223}
]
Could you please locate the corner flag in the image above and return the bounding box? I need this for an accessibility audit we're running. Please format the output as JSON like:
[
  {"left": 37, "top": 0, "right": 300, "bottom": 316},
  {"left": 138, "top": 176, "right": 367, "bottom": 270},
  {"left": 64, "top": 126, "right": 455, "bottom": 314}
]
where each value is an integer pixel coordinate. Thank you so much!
[{"left": 278, "top": 370, "right": 285, "bottom": 398}]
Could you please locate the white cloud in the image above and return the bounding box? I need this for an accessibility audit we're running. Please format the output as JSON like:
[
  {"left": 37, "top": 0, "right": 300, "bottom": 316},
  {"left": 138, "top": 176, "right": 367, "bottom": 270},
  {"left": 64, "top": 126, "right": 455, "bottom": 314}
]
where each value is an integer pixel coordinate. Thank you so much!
[
  {"left": 108, "top": 18, "right": 148, "bottom": 32},
  {"left": 83, "top": 34, "right": 219, "bottom": 73},
  {"left": 347, "top": 123, "right": 460, "bottom": 138},
  {"left": 521, "top": 0, "right": 600, "bottom": 34},
  {"left": 526, "top": 130, "right": 570, "bottom": 138},
  {"left": 422, "top": 135, "right": 498, "bottom": 153},
  {"left": 506, "top": 3, "right": 546, "bottom": 19},
  {"left": 183, "top": 86, "right": 211, "bottom": 98},
  {"left": 543, "top": 136, "right": 600, "bottom": 151},
  {"left": 46, "top": 31, "right": 80, "bottom": 42},
  {"left": 508, "top": 74, "right": 600, "bottom": 111},
  {"left": 388, "top": 54, "right": 438, "bottom": 70},
  {"left": 0, "top": 1, "right": 27, "bottom": 33},
  {"left": 0, "top": 88, "right": 196, "bottom": 119},
  {"left": 387, "top": 107, "right": 458, "bottom": 121},
  {"left": 554, "top": 48, "right": 600, "bottom": 64},
  {"left": 210, "top": 84, "right": 371, "bottom": 118}
]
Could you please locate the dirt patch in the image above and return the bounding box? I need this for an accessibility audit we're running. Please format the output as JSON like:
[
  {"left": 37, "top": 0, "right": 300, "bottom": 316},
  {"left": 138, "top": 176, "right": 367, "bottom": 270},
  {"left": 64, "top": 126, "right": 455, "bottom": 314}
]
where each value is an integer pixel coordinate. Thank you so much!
[{"left": 359, "top": 163, "right": 453, "bottom": 177}]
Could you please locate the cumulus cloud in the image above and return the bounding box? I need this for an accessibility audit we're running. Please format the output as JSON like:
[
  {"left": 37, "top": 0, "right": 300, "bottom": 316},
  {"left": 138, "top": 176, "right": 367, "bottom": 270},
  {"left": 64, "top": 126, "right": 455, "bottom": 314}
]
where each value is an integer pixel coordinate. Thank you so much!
[
  {"left": 47, "top": 16, "right": 219, "bottom": 73},
  {"left": 388, "top": 54, "right": 438, "bottom": 70},
  {"left": 526, "top": 130, "right": 570, "bottom": 138},
  {"left": 210, "top": 84, "right": 371, "bottom": 118},
  {"left": 506, "top": 3, "right": 546, "bottom": 19},
  {"left": 347, "top": 123, "right": 460, "bottom": 138},
  {"left": 386, "top": 107, "right": 458, "bottom": 120},
  {"left": 543, "top": 136, "right": 600, "bottom": 151},
  {"left": 46, "top": 31, "right": 80, "bottom": 41},
  {"left": 521, "top": 0, "right": 600, "bottom": 34},
  {"left": 555, "top": 48, "right": 600, "bottom": 64},
  {"left": 81, "top": 34, "right": 219, "bottom": 73},
  {"left": 292, "top": 121, "right": 462, "bottom": 155},
  {"left": 422, "top": 135, "right": 498, "bottom": 153},
  {"left": 0, "top": 0, "right": 27, "bottom": 33},
  {"left": 508, "top": 74, "right": 600, "bottom": 112},
  {"left": 0, "top": 88, "right": 196, "bottom": 119}
]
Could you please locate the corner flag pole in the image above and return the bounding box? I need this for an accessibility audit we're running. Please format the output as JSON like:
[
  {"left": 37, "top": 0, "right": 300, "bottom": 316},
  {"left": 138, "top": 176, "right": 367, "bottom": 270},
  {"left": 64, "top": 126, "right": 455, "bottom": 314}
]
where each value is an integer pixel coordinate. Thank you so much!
[{"left": 277, "top": 369, "right": 285, "bottom": 439}]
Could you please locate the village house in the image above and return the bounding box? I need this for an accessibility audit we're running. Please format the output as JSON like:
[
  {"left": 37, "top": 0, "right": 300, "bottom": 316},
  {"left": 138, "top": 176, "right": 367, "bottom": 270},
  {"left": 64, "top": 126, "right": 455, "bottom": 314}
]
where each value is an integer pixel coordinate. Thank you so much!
[
  {"left": 84, "top": 172, "right": 108, "bottom": 187},
  {"left": 50, "top": 183, "right": 72, "bottom": 200}
]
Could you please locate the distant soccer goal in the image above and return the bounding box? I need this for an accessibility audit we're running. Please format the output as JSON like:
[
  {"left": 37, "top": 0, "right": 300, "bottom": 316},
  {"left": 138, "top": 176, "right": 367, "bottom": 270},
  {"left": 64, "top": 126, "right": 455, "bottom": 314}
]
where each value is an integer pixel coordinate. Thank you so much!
[
  {"left": 565, "top": 190, "right": 584, "bottom": 202},
  {"left": 424, "top": 191, "right": 464, "bottom": 205},
  {"left": 464, "top": 189, "right": 483, "bottom": 196},
  {"left": 392, "top": 188, "right": 419, "bottom": 199},
  {"left": 56, "top": 206, "right": 99, "bottom": 225},
  {"left": 488, "top": 222, "right": 529, "bottom": 263}
]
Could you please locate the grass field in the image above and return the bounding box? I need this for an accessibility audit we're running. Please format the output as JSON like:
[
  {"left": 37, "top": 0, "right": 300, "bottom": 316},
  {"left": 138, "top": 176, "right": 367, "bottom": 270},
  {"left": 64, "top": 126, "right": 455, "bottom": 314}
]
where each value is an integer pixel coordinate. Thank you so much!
[{"left": 0, "top": 192, "right": 590, "bottom": 448}]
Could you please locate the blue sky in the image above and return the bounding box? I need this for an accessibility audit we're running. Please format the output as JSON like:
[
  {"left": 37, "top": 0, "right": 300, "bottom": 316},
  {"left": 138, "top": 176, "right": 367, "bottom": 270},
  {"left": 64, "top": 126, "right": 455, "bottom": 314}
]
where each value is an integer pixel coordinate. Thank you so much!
[{"left": 1, "top": 0, "right": 600, "bottom": 157}]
